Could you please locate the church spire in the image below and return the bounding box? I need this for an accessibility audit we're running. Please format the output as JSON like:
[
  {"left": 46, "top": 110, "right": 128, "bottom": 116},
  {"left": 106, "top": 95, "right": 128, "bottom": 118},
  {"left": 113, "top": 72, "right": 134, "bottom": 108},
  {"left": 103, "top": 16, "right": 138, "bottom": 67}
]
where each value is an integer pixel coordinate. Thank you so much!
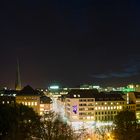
[{"left": 15, "top": 58, "right": 22, "bottom": 91}]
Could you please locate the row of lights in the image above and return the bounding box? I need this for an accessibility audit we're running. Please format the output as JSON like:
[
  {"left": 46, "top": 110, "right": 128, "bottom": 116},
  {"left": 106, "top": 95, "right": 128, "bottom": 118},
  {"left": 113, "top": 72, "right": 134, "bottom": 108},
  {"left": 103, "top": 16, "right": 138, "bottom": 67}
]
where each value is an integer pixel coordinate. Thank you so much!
[
  {"left": 21, "top": 102, "right": 38, "bottom": 106},
  {"left": 95, "top": 106, "right": 122, "bottom": 110}
]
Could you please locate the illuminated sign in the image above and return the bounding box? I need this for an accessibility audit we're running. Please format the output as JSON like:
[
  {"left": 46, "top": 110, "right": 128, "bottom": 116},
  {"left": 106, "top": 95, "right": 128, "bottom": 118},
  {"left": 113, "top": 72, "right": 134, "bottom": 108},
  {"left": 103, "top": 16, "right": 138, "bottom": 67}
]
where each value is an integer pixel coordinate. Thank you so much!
[
  {"left": 73, "top": 105, "right": 77, "bottom": 114},
  {"left": 49, "top": 85, "right": 59, "bottom": 90}
]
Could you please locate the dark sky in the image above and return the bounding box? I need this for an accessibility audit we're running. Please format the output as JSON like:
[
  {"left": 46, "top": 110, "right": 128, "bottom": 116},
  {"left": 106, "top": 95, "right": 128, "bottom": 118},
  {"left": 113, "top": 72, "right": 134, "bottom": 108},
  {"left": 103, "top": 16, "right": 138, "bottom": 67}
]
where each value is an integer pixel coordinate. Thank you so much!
[{"left": 0, "top": 0, "right": 140, "bottom": 88}]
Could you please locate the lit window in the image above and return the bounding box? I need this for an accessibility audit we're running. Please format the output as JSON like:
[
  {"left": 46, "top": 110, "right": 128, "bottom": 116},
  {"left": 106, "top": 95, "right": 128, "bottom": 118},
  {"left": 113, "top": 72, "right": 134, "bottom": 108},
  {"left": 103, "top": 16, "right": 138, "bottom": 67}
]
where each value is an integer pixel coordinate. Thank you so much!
[
  {"left": 7, "top": 101, "right": 9, "bottom": 104},
  {"left": 96, "top": 103, "right": 98, "bottom": 105},
  {"left": 40, "top": 104, "right": 44, "bottom": 107},
  {"left": 25, "top": 102, "right": 27, "bottom": 105},
  {"left": 74, "top": 95, "right": 76, "bottom": 97},
  {"left": 28, "top": 102, "right": 31, "bottom": 106},
  {"left": 108, "top": 107, "right": 110, "bottom": 110},
  {"left": 102, "top": 107, "right": 104, "bottom": 110},
  {"left": 117, "top": 102, "right": 119, "bottom": 105},
  {"left": 98, "top": 107, "right": 100, "bottom": 110},
  {"left": 95, "top": 107, "right": 97, "bottom": 110},
  {"left": 78, "top": 94, "right": 80, "bottom": 97},
  {"left": 35, "top": 102, "right": 37, "bottom": 106},
  {"left": 32, "top": 102, "right": 34, "bottom": 106},
  {"left": 111, "top": 102, "right": 113, "bottom": 105},
  {"left": 22, "top": 102, "right": 24, "bottom": 105},
  {"left": 117, "top": 106, "right": 119, "bottom": 109},
  {"left": 120, "top": 106, "right": 122, "bottom": 109},
  {"left": 105, "top": 107, "right": 107, "bottom": 110},
  {"left": 114, "top": 106, "right": 116, "bottom": 109},
  {"left": 105, "top": 102, "right": 107, "bottom": 105},
  {"left": 111, "top": 107, "right": 113, "bottom": 110},
  {"left": 2, "top": 101, "right": 4, "bottom": 104}
]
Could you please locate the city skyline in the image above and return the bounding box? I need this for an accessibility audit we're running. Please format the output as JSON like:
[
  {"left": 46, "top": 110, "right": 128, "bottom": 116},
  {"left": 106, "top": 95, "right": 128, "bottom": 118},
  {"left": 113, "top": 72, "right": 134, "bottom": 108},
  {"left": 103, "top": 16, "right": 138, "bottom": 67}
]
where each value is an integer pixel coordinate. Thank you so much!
[{"left": 1, "top": 0, "right": 140, "bottom": 88}]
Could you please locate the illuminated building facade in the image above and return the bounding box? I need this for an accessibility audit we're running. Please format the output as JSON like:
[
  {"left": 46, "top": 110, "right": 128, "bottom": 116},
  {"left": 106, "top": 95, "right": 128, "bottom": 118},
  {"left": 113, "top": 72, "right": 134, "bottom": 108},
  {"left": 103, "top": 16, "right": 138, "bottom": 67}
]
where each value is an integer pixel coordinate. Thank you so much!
[
  {"left": 40, "top": 96, "right": 53, "bottom": 115},
  {"left": 65, "top": 89, "right": 127, "bottom": 122},
  {"left": 16, "top": 85, "right": 52, "bottom": 115},
  {"left": 128, "top": 92, "right": 140, "bottom": 120}
]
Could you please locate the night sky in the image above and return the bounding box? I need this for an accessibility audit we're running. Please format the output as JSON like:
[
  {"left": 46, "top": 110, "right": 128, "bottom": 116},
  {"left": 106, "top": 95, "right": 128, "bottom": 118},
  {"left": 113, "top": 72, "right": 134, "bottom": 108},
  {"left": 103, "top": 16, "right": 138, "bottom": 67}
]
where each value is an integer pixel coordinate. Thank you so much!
[{"left": 1, "top": 0, "right": 140, "bottom": 88}]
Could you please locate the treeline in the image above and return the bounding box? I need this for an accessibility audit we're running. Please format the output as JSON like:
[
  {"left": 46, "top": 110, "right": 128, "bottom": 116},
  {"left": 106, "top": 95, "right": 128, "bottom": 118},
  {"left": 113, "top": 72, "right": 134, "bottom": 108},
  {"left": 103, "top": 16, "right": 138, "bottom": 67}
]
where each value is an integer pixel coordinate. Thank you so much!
[
  {"left": 1, "top": 103, "right": 140, "bottom": 140},
  {"left": 0, "top": 104, "right": 75, "bottom": 140},
  {"left": 95, "top": 110, "right": 140, "bottom": 140}
]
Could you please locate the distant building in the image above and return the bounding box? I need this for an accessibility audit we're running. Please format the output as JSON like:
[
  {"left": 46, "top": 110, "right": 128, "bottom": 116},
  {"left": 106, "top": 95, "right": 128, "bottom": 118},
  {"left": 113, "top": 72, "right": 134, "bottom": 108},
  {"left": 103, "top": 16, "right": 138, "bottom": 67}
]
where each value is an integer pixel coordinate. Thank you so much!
[
  {"left": 16, "top": 85, "right": 52, "bottom": 115},
  {"left": 0, "top": 96, "right": 15, "bottom": 105},
  {"left": 0, "top": 90, "right": 17, "bottom": 105},
  {"left": 127, "top": 84, "right": 140, "bottom": 92},
  {"left": 65, "top": 89, "right": 128, "bottom": 122}
]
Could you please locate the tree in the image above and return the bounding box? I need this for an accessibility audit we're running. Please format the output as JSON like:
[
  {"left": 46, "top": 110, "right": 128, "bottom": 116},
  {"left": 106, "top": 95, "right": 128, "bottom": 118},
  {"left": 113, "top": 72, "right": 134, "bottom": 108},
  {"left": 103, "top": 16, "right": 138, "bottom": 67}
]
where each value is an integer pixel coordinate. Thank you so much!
[
  {"left": 40, "top": 111, "right": 75, "bottom": 140},
  {"left": 113, "top": 110, "right": 138, "bottom": 140},
  {"left": 95, "top": 125, "right": 114, "bottom": 140},
  {"left": 0, "top": 103, "right": 41, "bottom": 140}
]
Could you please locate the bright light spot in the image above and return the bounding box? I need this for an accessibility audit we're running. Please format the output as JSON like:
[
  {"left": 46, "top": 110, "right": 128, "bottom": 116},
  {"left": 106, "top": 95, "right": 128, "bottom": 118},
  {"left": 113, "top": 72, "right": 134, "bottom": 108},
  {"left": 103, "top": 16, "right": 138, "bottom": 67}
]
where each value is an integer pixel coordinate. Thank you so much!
[{"left": 50, "top": 85, "right": 59, "bottom": 89}]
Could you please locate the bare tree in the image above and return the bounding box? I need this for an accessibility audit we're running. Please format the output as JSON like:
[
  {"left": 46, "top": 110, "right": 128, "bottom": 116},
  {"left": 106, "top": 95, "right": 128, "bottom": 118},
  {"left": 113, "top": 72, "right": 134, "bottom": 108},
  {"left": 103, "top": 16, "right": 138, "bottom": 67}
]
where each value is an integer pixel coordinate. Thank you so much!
[{"left": 40, "top": 111, "right": 75, "bottom": 140}]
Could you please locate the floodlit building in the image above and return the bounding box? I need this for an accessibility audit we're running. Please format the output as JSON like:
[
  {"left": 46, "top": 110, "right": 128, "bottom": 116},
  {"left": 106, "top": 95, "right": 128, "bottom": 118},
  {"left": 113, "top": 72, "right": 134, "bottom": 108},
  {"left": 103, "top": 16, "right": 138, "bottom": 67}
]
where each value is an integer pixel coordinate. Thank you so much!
[
  {"left": 40, "top": 96, "right": 53, "bottom": 115},
  {"left": 128, "top": 92, "right": 140, "bottom": 120},
  {"left": 16, "top": 85, "right": 52, "bottom": 115},
  {"left": 65, "top": 89, "right": 127, "bottom": 122}
]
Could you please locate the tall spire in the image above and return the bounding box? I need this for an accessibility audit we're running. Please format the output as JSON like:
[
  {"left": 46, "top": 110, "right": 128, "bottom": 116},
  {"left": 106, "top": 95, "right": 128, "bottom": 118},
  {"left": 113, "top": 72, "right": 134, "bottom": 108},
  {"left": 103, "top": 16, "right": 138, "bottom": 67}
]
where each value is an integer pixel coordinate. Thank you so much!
[{"left": 15, "top": 58, "right": 22, "bottom": 91}]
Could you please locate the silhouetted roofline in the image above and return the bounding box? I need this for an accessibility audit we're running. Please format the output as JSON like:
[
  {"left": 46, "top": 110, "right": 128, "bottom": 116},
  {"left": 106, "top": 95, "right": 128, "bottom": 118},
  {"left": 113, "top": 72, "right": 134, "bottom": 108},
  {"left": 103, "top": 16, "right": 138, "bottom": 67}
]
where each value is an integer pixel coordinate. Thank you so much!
[{"left": 16, "top": 85, "right": 40, "bottom": 96}]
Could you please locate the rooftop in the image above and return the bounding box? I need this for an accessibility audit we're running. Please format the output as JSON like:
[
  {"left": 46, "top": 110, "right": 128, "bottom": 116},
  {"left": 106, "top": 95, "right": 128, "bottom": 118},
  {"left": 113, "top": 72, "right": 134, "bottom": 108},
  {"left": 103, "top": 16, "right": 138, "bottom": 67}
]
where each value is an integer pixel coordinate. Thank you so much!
[
  {"left": 134, "top": 92, "right": 140, "bottom": 98},
  {"left": 66, "top": 89, "right": 124, "bottom": 101},
  {"left": 17, "top": 85, "right": 40, "bottom": 96},
  {"left": 40, "top": 96, "right": 52, "bottom": 104}
]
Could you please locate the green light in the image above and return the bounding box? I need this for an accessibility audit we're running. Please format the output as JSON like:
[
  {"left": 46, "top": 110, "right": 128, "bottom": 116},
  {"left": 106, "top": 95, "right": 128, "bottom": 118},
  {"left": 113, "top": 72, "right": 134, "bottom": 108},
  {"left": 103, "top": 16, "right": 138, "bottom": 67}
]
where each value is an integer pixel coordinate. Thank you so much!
[{"left": 122, "top": 87, "right": 135, "bottom": 92}]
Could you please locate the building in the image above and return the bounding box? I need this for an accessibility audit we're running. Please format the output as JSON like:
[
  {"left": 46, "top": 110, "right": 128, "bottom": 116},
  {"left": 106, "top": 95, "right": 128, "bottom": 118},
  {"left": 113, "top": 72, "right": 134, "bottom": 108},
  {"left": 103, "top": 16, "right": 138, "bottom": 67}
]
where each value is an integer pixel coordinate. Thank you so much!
[
  {"left": 16, "top": 85, "right": 40, "bottom": 113},
  {"left": 65, "top": 89, "right": 127, "bottom": 122},
  {"left": 128, "top": 92, "right": 140, "bottom": 120},
  {"left": 0, "top": 96, "right": 15, "bottom": 105},
  {"left": 16, "top": 85, "right": 52, "bottom": 115},
  {"left": 40, "top": 96, "right": 53, "bottom": 115}
]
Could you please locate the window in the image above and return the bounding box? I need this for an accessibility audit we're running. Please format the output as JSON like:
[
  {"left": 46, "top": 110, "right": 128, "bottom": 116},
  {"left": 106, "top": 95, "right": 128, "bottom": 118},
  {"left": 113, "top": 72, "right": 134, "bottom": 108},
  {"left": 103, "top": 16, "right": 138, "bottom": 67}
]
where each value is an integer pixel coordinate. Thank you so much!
[
  {"left": 74, "top": 95, "right": 76, "bottom": 97},
  {"left": 79, "top": 108, "right": 85, "bottom": 111}
]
